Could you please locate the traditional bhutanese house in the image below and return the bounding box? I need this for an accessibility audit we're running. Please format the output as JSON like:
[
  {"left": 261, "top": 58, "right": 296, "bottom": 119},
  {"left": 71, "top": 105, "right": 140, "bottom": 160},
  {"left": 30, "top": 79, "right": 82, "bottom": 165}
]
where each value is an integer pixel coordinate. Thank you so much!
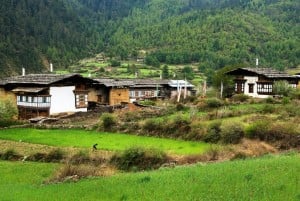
[
  {"left": 226, "top": 67, "right": 299, "bottom": 98},
  {"left": 167, "top": 80, "right": 196, "bottom": 99},
  {"left": 127, "top": 79, "right": 169, "bottom": 102},
  {"left": 0, "top": 74, "right": 94, "bottom": 119},
  {"left": 92, "top": 79, "right": 133, "bottom": 105}
]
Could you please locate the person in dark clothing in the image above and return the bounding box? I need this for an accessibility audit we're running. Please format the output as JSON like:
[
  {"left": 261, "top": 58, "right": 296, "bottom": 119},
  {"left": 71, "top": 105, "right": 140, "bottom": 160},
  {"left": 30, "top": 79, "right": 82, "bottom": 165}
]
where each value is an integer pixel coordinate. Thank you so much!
[{"left": 93, "top": 143, "right": 98, "bottom": 151}]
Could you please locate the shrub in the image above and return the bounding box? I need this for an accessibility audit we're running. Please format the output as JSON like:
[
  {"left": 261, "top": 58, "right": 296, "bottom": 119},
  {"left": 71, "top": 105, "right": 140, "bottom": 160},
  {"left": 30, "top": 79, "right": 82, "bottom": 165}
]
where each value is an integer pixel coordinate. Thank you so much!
[
  {"left": 164, "top": 115, "right": 191, "bottom": 137},
  {"left": 245, "top": 120, "right": 270, "bottom": 140},
  {"left": 265, "top": 97, "right": 277, "bottom": 104},
  {"left": 28, "top": 152, "right": 48, "bottom": 162},
  {"left": 205, "top": 98, "right": 224, "bottom": 108},
  {"left": 266, "top": 122, "right": 299, "bottom": 141},
  {"left": 203, "top": 121, "right": 222, "bottom": 143},
  {"left": 261, "top": 104, "right": 276, "bottom": 114},
  {"left": 273, "top": 80, "right": 293, "bottom": 97},
  {"left": 281, "top": 97, "right": 290, "bottom": 105},
  {"left": 100, "top": 113, "right": 116, "bottom": 131},
  {"left": 232, "top": 94, "right": 249, "bottom": 102},
  {"left": 288, "top": 88, "right": 300, "bottom": 100},
  {"left": 139, "top": 100, "right": 155, "bottom": 106},
  {"left": 110, "top": 59, "right": 121, "bottom": 67},
  {"left": 69, "top": 151, "right": 91, "bottom": 165},
  {"left": 142, "top": 118, "right": 162, "bottom": 134},
  {"left": 0, "top": 149, "right": 21, "bottom": 160},
  {"left": 0, "top": 99, "right": 18, "bottom": 120},
  {"left": 283, "top": 103, "right": 300, "bottom": 117},
  {"left": 110, "top": 147, "right": 167, "bottom": 171},
  {"left": 45, "top": 149, "right": 65, "bottom": 162},
  {"left": 220, "top": 122, "right": 244, "bottom": 144}
]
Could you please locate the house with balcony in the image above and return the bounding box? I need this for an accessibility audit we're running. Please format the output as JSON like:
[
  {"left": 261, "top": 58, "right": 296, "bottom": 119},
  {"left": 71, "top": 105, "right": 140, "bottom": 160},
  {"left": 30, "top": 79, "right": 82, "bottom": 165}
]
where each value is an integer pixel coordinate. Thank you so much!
[
  {"left": 0, "top": 74, "right": 94, "bottom": 119},
  {"left": 226, "top": 67, "right": 299, "bottom": 98}
]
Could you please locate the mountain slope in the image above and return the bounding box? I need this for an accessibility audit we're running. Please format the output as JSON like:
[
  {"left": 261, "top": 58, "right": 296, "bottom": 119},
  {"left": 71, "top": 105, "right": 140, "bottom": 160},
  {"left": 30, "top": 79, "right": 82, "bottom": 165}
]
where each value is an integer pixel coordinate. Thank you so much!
[
  {"left": 0, "top": 0, "right": 299, "bottom": 77},
  {"left": 110, "top": 0, "right": 299, "bottom": 70}
]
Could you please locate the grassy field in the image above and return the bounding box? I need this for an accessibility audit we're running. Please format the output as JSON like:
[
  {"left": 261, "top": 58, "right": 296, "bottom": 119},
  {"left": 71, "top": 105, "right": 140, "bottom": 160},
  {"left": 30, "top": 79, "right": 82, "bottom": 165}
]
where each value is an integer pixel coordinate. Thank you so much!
[
  {"left": 0, "top": 153, "right": 299, "bottom": 201},
  {"left": 0, "top": 128, "right": 210, "bottom": 155}
]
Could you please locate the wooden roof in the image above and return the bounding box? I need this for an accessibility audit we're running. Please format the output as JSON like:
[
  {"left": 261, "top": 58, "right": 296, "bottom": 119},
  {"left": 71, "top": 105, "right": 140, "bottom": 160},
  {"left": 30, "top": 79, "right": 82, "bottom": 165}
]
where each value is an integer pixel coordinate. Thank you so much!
[
  {"left": 11, "top": 87, "right": 47, "bottom": 93},
  {"left": 226, "top": 67, "right": 297, "bottom": 79},
  {"left": 0, "top": 74, "right": 93, "bottom": 86},
  {"left": 94, "top": 78, "right": 134, "bottom": 87}
]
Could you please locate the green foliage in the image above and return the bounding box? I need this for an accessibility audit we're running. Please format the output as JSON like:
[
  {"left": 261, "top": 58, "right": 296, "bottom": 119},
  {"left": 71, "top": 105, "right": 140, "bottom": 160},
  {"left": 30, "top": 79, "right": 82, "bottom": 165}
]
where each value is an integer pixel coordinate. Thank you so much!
[
  {"left": 110, "top": 147, "right": 167, "bottom": 171},
  {"left": 45, "top": 149, "right": 65, "bottom": 163},
  {"left": 162, "top": 65, "right": 170, "bottom": 79},
  {"left": 100, "top": 113, "right": 116, "bottom": 131},
  {"left": 1, "top": 0, "right": 299, "bottom": 76},
  {"left": 261, "top": 104, "right": 276, "bottom": 114},
  {"left": 0, "top": 149, "right": 21, "bottom": 161},
  {"left": 0, "top": 128, "right": 209, "bottom": 155},
  {"left": 203, "top": 121, "right": 222, "bottom": 143},
  {"left": 220, "top": 122, "right": 244, "bottom": 144},
  {"left": 1, "top": 154, "right": 299, "bottom": 200},
  {"left": 231, "top": 94, "right": 250, "bottom": 102},
  {"left": 110, "top": 59, "right": 121, "bottom": 67},
  {"left": 205, "top": 98, "right": 224, "bottom": 108},
  {"left": 245, "top": 120, "right": 270, "bottom": 140},
  {"left": 0, "top": 99, "right": 18, "bottom": 120},
  {"left": 273, "top": 80, "right": 294, "bottom": 97}
]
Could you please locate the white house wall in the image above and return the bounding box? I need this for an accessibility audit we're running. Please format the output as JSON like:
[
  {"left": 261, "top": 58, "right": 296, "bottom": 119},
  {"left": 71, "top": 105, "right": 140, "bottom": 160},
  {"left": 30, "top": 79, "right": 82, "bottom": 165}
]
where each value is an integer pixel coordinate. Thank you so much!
[
  {"left": 49, "top": 86, "right": 87, "bottom": 114},
  {"left": 243, "top": 76, "right": 269, "bottom": 98}
]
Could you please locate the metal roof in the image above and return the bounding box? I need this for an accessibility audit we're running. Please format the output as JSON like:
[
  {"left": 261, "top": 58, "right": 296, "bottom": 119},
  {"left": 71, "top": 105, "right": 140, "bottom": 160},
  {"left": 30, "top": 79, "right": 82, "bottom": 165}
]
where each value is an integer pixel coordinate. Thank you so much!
[{"left": 168, "top": 80, "right": 194, "bottom": 88}]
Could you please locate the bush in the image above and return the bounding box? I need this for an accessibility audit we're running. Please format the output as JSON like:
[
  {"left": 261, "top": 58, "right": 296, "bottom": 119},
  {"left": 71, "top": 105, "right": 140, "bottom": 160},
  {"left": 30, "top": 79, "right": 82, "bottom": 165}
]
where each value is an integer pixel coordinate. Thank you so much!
[
  {"left": 232, "top": 94, "right": 249, "bottom": 102},
  {"left": 281, "top": 97, "right": 290, "bottom": 105},
  {"left": 139, "top": 100, "right": 156, "bottom": 106},
  {"left": 28, "top": 152, "right": 48, "bottom": 162},
  {"left": 0, "top": 99, "right": 18, "bottom": 120},
  {"left": 265, "top": 97, "right": 277, "bottom": 104},
  {"left": 288, "top": 88, "right": 300, "bottom": 100},
  {"left": 100, "top": 113, "right": 116, "bottom": 131},
  {"left": 261, "top": 104, "right": 276, "bottom": 114},
  {"left": 111, "top": 147, "right": 167, "bottom": 171},
  {"left": 69, "top": 151, "right": 91, "bottom": 165},
  {"left": 266, "top": 122, "right": 299, "bottom": 141},
  {"left": 142, "top": 118, "right": 163, "bottom": 134},
  {"left": 205, "top": 98, "right": 224, "bottom": 108},
  {"left": 110, "top": 147, "right": 167, "bottom": 171},
  {"left": 220, "top": 122, "right": 244, "bottom": 144},
  {"left": 273, "top": 80, "right": 293, "bottom": 97},
  {"left": 110, "top": 59, "right": 121, "bottom": 67},
  {"left": 245, "top": 120, "right": 270, "bottom": 140},
  {"left": 45, "top": 149, "right": 65, "bottom": 162},
  {"left": 203, "top": 121, "right": 222, "bottom": 143},
  {"left": 0, "top": 149, "right": 21, "bottom": 160},
  {"left": 164, "top": 115, "right": 191, "bottom": 137}
]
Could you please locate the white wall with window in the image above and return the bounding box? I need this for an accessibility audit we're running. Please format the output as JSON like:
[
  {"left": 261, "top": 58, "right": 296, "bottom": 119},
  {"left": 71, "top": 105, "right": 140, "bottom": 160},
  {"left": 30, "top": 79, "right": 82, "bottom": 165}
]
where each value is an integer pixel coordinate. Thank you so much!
[
  {"left": 50, "top": 86, "right": 87, "bottom": 114},
  {"left": 17, "top": 95, "right": 51, "bottom": 108}
]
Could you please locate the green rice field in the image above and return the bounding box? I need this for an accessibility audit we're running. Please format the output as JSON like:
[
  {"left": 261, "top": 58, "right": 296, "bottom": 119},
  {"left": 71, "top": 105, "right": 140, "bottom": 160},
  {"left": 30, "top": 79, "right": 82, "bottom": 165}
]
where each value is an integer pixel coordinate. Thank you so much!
[
  {"left": 0, "top": 153, "right": 299, "bottom": 201},
  {"left": 0, "top": 128, "right": 210, "bottom": 155}
]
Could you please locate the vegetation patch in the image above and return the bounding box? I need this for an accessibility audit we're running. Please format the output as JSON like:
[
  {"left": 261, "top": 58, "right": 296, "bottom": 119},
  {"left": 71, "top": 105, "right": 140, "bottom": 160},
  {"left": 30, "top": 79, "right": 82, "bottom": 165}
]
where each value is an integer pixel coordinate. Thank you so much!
[{"left": 110, "top": 147, "right": 168, "bottom": 171}]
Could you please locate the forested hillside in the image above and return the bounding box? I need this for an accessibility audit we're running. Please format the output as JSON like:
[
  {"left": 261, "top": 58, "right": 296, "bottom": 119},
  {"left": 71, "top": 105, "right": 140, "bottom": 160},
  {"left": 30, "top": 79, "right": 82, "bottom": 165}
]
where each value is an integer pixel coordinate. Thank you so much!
[{"left": 0, "top": 0, "right": 299, "bottom": 77}]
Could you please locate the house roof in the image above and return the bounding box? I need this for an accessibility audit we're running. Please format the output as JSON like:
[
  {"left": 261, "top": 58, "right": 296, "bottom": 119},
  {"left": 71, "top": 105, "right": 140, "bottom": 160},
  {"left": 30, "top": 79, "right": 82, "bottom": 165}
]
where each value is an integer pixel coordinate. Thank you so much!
[
  {"left": 94, "top": 78, "right": 134, "bottom": 87},
  {"left": 11, "top": 87, "right": 47, "bottom": 93},
  {"left": 93, "top": 78, "right": 195, "bottom": 89},
  {"left": 226, "top": 67, "right": 296, "bottom": 79},
  {"left": 0, "top": 74, "right": 89, "bottom": 85},
  {"left": 168, "top": 80, "right": 194, "bottom": 88}
]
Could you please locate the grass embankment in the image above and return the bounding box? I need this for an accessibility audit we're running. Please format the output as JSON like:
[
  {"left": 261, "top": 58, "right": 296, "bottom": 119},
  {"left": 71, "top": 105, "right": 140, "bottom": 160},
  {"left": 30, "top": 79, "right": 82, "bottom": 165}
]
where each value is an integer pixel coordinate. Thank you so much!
[
  {"left": 0, "top": 153, "right": 299, "bottom": 201},
  {"left": 0, "top": 128, "right": 210, "bottom": 155}
]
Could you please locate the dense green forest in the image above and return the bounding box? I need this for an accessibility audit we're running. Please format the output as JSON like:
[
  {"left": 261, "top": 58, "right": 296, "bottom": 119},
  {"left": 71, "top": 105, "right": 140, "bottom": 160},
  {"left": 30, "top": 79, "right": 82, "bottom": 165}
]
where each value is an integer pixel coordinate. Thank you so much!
[{"left": 0, "top": 0, "right": 299, "bottom": 77}]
